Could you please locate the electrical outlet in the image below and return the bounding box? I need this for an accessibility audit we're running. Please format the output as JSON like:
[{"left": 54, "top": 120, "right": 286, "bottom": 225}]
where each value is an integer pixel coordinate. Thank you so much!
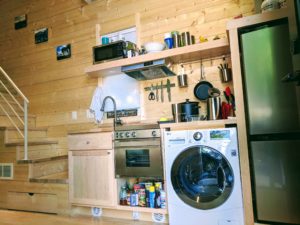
[
  {"left": 71, "top": 111, "right": 77, "bottom": 120},
  {"left": 91, "top": 207, "right": 102, "bottom": 217},
  {"left": 132, "top": 211, "right": 140, "bottom": 220}
]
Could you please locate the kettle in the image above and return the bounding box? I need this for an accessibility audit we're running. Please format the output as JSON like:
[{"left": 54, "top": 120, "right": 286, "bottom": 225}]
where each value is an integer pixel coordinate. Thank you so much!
[{"left": 207, "top": 88, "right": 221, "bottom": 120}]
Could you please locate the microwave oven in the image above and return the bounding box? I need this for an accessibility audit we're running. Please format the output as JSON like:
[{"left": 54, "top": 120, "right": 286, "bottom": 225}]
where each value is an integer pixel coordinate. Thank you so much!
[{"left": 93, "top": 40, "right": 136, "bottom": 64}]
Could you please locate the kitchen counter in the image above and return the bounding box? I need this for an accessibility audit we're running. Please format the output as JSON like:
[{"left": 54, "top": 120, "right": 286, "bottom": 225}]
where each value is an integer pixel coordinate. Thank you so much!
[
  {"left": 68, "top": 118, "right": 237, "bottom": 135},
  {"left": 68, "top": 123, "right": 114, "bottom": 134},
  {"left": 159, "top": 118, "right": 237, "bottom": 130}
]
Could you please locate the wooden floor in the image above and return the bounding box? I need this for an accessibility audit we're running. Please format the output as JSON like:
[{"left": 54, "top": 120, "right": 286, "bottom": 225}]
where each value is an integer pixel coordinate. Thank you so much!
[{"left": 0, "top": 210, "right": 160, "bottom": 225}]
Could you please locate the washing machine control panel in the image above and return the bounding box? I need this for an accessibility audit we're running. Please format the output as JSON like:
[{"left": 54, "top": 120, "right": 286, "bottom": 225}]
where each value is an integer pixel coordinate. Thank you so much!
[{"left": 193, "top": 132, "right": 203, "bottom": 141}]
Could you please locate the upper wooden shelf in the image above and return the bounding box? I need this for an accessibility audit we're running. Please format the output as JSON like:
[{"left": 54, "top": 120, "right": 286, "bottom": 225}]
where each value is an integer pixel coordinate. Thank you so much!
[
  {"left": 227, "top": 8, "right": 289, "bottom": 30},
  {"left": 85, "top": 39, "right": 230, "bottom": 77}
]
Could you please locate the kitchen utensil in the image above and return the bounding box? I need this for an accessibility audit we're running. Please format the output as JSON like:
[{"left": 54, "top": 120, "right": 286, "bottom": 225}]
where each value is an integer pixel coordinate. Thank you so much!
[
  {"left": 156, "top": 83, "right": 159, "bottom": 102},
  {"left": 172, "top": 31, "right": 181, "bottom": 48},
  {"left": 193, "top": 62, "right": 213, "bottom": 101},
  {"left": 190, "top": 35, "right": 195, "bottom": 44},
  {"left": 161, "top": 81, "right": 164, "bottom": 102},
  {"left": 101, "top": 36, "right": 109, "bottom": 44},
  {"left": 207, "top": 96, "right": 221, "bottom": 120},
  {"left": 230, "top": 93, "right": 236, "bottom": 111},
  {"left": 223, "top": 91, "right": 230, "bottom": 103},
  {"left": 221, "top": 101, "right": 231, "bottom": 119},
  {"left": 178, "top": 99, "right": 200, "bottom": 122},
  {"left": 178, "top": 74, "right": 188, "bottom": 87},
  {"left": 143, "top": 42, "right": 165, "bottom": 53},
  {"left": 225, "top": 86, "right": 232, "bottom": 97},
  {"left": 148, "top": 84, "right": 155, "bottom": 101},
  {"left": 208, "top": 87, "right": 220, "bottom": 97},
  {"left": 167, "top": 79, "right": 171, "bottom": 102},
  {"left": 219, "top": 68, "right": 232, "bottom": 83},
  {"left": 177, "top": 65, "right": 188, "bottom": 88},
  {"left": 164, "top": 33, "right": 173, "bottom": 49},
  {"left": 171, "top": 103, "right": 180, "bottom": 123},
  {"left": 181, "top": 32, "right": 191, "bottom": 46}
]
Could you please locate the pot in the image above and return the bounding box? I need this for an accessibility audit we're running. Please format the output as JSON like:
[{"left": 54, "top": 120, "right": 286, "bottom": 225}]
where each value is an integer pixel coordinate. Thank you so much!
[{"left": 178, "top": 99, "right": 200, "bottom": 122}]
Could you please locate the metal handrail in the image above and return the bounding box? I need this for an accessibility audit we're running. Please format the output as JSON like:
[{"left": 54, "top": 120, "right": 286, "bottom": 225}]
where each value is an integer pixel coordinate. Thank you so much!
[
  {"left": 0, "top": 66, "right": 29, "bottom": 160},
  {"left": 0, "top": 67, "right": 29, "bottom": 103}
]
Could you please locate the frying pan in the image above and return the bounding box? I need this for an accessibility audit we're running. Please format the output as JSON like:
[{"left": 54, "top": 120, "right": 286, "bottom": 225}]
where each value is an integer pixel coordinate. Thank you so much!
[{"left": 194, "top": 62, "right": 213, "bottom": 101}]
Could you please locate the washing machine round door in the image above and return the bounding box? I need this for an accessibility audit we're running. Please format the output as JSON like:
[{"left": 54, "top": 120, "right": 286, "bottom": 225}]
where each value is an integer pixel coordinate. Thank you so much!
[{"left": 171, "top": 145, "right": 234, "bottom": 210}]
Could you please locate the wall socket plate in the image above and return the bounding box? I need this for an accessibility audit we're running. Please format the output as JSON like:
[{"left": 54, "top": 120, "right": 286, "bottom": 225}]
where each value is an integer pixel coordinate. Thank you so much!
[
  {"left": 86, "top": 109, "right": 95, "bottom": 119},
  {"left": 132, "top": 211, "right": 140, "bottom": 220},
  {"left": 71, "top": 111, "right": 77, "bottom": 120}
]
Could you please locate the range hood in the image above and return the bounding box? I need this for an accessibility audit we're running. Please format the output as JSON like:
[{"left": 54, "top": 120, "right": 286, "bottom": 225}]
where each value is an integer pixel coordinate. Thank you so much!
[{"left": 121, "top": 58, "right": 175, "bottom": 80}]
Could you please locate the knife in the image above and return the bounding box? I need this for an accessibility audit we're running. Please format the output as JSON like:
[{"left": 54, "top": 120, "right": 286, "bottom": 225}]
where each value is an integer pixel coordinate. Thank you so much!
[
  {"left": 156, "top": 83, "right": 159, "bottom": 102},
  {"left": 166, "top": 79, "right": 171, "bottom": 102},
  {"left": 160, "top": 80, "right": 164, "bottom": 103}
]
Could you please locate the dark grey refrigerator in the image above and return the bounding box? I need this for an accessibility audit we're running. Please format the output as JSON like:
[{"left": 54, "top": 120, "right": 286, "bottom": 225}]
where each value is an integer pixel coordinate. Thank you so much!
[{"left": 240, "top": 19, "right": 300, "bottom": 225}]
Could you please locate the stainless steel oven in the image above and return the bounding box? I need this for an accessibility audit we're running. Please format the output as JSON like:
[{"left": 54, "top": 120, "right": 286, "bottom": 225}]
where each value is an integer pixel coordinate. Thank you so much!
[{"left": 114, "top": 124, "right": 163, "bottom": 178}]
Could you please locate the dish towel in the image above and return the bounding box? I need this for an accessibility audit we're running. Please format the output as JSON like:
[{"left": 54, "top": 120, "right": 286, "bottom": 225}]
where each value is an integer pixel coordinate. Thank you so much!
[{"left": 89, "top": 86, "right": 104, "bottom": 123}]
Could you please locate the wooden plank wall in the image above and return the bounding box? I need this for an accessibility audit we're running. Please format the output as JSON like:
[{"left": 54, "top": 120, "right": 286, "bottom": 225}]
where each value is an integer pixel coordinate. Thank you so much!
[{"left": 0, "top": 0, "right": 254, "bottom": 129}]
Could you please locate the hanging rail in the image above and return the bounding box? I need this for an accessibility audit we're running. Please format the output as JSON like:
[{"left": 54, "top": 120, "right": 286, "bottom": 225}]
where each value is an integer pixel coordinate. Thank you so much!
[{"left": 0, "top": 67, "right": 29, "bottom": 160}]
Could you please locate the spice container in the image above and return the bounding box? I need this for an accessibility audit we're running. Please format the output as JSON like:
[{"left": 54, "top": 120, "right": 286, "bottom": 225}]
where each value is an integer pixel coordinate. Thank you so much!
[
  {"left": 171, "top": 31, "right": 181, "bottom": 48},
  {"left": 164, "top": 33, "right": 173, "bottom": 49},
  {"left": 181, "top": 32, "right": 191, "bottom": 46}
]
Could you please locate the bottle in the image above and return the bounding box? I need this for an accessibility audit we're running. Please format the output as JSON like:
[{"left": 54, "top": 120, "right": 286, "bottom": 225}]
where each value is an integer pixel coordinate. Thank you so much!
[
  {"left": 138, "top": 188, "right": 146, "bottom": 207},
  {"left": 145, "top": 189, "right": 150, "bottom": 207},
  {"left": 160, "top": 190, "right": 166, "bottom": 209},
  {"left": 154, "top": 183, "right": 161, "bottom": 208},
  {"left": 149, "top": 186, "right": 155, "bottom": 208},
  {"left": 119, "top": 186, "right": 127, "bottom": 205},
  {"left": 126, "top": 189, "right": 131, "bottom": 206}
]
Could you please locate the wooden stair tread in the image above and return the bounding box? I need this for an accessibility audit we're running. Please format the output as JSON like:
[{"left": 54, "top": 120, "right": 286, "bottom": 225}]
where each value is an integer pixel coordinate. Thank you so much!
[
  {"left": 29, "top": 171, "right": 68, "bottom": 184},
  {"left": 0, "top": 113, "right": 36, "bottom": 118},
  {"left": 5, "top": 126, "right": 48, "bottom": 131},
  {"left": 17, "top": 155, "right": 67, "bottom": 164},
  {"left": 5, "top": 140, "right": 58, "bottom": 147}
]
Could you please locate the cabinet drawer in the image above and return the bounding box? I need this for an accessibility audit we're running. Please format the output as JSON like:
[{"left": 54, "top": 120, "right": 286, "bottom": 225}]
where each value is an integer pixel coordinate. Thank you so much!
[
  {"left": 68, "top": 132, "right": 113, "bottom": 150},
  {"left": 7, "top": 191, "right": 58, "bottom": 213}
]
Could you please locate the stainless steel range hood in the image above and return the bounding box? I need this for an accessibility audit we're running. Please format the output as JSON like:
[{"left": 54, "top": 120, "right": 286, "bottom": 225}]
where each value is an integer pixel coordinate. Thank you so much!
[{"left": 121, "top": 58, "right": 175, "bottom": 80}]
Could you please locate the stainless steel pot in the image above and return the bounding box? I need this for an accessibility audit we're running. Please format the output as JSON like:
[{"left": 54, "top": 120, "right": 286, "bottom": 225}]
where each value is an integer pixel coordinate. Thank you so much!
[{"left": 178, "top": 99, "right": 200, "bottom": 122}]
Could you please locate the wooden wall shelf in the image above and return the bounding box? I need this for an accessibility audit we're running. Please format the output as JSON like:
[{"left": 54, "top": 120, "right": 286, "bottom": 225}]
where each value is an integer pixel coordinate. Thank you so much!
[{"left": 85, "top": 39, "right": 230, "bottom": 77}]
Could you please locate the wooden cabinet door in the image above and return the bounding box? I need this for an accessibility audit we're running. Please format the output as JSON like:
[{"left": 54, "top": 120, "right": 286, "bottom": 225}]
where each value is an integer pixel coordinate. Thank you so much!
[{"left": 69, "top": 150, "right": 117, "bottom": 207}]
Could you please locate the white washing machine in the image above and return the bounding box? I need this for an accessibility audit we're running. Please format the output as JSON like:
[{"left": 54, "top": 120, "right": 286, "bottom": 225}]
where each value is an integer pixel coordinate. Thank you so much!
[{"left": 164, "top": 127, "right": 245, "bottom": 225}]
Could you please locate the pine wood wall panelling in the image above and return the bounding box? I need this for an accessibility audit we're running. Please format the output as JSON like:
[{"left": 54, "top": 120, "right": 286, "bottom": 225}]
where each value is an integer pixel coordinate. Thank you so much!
[
  {"left": 0, "top": 0, "right": 254, "bottom": 129},
  {"left": 20, "top": 76, "right": 96, "bottom": 98},
  {"left": 141, "top": 59, "right": 234, "bottom": 121},
  {"left": 2, "top": 29, "right": 94, "bottom": 68}
]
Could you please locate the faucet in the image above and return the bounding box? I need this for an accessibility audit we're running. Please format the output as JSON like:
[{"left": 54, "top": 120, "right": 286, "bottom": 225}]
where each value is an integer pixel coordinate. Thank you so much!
[{"left": 100, "top": 96, "right": 122, "bottom": 128}]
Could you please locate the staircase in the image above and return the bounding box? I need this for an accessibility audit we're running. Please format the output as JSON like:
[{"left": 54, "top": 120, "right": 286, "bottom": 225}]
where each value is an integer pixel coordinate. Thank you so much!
[{"left": 0, "top": 67, "right": 69, "bottom": 214}]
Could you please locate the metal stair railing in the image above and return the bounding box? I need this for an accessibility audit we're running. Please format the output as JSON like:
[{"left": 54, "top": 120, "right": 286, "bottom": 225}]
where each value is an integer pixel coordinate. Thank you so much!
[{"left": 0, "top": 67, "right": 29, "bottom": 160}]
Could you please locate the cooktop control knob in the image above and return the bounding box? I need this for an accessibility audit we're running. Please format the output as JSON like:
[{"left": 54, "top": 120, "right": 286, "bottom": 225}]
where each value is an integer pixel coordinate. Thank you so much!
[
  {"left": 125, "top": 132, "right": 130, "bottom": 138},
  {"left": 193, "top": 132, "right": 202, "bottom": 141},
  {"left": 131, "top": 131, "right": 136, "bottom": 138},
  {"left": 152, "top": 130, "right": 157, "bottom": 137}
]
